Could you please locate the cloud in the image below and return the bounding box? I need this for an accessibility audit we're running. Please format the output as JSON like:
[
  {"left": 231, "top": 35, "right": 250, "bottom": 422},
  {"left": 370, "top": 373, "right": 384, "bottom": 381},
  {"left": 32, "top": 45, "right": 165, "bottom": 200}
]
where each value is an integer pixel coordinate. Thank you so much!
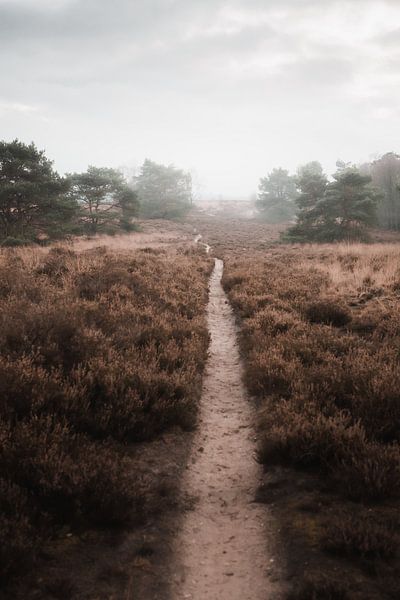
[{"left": 0, "top": 0, "right": 399, "bottom": 195}]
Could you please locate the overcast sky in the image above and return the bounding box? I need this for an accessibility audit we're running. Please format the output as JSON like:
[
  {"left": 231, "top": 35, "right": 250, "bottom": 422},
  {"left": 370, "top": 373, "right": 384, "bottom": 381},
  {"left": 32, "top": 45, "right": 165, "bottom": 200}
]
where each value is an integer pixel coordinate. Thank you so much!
[{"left": 1, "top": 0, "right": 399, "bottom": 197}]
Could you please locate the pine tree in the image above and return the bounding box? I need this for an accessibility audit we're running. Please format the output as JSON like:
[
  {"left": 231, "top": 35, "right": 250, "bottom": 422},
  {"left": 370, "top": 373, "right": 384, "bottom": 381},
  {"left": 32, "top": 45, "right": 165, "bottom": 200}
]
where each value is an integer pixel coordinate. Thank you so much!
[
  {"left": 285, "top": 162, "right": 328, "bottom": 240},
  {"left": 286, "top": 162, "right": 379, "bottom": 242},
  {"left": 67, "top": 166, "right": 139, "bottom": 234},
  {"left": 0, "top": 139, "right": 74, "bottom": 241},
  {"left": 369, "top": 153, "right": 400, "bottom": 230},
  {"left": 256, "top": 168, "right": 297, "bottom": 223},
  {"left": 134, "top": 159, "right": 192, "bottom": 219},
  {"left": 314, "top": 164, "right": 378, "bottom": 240}
]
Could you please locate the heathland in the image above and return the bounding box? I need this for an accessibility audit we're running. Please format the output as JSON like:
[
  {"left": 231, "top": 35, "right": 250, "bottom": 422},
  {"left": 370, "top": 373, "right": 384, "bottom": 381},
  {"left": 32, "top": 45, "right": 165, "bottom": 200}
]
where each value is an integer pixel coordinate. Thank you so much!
[
  {"left": 195, "top": 213, "right": 400, "bottom": 600},
  {"left": 0, "top": 223, "right": 213, "bottom": 598},
  {"left": 2, "top": 211, "right": 400, "bottom": 600}
]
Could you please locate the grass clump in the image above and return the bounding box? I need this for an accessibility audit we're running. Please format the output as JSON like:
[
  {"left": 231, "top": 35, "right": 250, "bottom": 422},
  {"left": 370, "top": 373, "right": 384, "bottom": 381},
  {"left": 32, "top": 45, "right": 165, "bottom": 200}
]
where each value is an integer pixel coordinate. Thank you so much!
[{"left": 304, "top": 301, "right": 352, "bottom": 327}]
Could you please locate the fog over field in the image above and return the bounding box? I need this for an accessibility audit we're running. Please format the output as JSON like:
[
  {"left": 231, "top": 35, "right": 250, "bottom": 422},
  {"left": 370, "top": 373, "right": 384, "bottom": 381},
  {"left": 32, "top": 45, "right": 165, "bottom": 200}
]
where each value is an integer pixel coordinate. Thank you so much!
[{"left": 1, "top": 0, "right": 400, "bottom": 196}]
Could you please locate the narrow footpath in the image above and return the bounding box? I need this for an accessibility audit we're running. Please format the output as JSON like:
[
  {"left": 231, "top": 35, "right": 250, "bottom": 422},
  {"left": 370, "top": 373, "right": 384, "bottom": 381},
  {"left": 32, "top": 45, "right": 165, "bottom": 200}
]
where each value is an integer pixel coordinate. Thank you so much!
[{"left": 169, "top": 259, "right": 284, "bottom": 600}]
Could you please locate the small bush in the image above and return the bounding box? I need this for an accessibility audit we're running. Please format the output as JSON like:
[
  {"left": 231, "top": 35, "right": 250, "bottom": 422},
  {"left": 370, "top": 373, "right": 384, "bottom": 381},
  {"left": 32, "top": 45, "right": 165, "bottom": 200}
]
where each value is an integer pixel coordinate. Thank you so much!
[
  {"left": 258, "top": 403, "right": 368, "bottom": 473},
  {"left": 337, "top": 443, "right": 400, "bottom": 501},
  {"left": 324, "top": 515, "right": 397, "bottom": 561},
  {"left": 287, "top": 576, "right": 350, "bottom": 600},
  {"left": 0, "top": 236, "right": 30, "bottom": 247},
  {"left": 0, "top": 479, "right": 34, "bottom": 584},
  {"left": 304, "top": 301, "right": 352, "bottom": 327}
]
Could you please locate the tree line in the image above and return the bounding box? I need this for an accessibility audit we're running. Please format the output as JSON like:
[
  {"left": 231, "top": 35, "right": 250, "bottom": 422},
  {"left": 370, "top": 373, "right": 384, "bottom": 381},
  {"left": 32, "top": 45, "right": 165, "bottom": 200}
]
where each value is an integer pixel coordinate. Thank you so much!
[
  {"left": 0, "top": 140, "right": 193, "bottom": 246},
  {"left": 256, "top": 153, "right": 400, "bottom": 241}
]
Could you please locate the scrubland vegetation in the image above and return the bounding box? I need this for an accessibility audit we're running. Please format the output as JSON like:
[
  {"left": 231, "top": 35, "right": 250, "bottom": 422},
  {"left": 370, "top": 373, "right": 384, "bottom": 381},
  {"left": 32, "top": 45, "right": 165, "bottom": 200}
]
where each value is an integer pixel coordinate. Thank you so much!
[
  {"left": 222, "top": 241, "right": 400, "bottom": 597},
  {"left": 0, "top": 241, "right": 212, "bottom": 589}
]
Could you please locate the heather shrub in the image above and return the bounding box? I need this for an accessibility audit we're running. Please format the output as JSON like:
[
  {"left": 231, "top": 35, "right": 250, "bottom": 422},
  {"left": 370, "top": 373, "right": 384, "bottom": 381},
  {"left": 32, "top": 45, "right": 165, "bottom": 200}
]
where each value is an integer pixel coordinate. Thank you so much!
[
  {"left": 336, "top": 443, "right": 400, "bottom": 501},
  {"left": 287, "top": 577, "right": 350, "bottom": 600},
  {"left": 36, "top": 246, "right": 76, "bottom": 278},
  {"left": 245, "top": 349, "right": 301, "bottom": 398},
  {"left": 304, "top": 300, "right": 352, "bottom": 327},
  {"left": 1, "top": 416, "right": 138, "bottom": 527},
  {"left": 258, "top": 403, "right": 368, "bottom": 471},
  {"left": 0, "top": 236, "right": 30, "bottom": 247},
  {"left": 0, "top": 244, "right": 212, "bottom": 587},
  {"left": 324, "top": 515, "right": 397, "bottom": 560},
  {"left": 0, "top": 479, "right": 34, "bottom": 584},
  {"left": 224, "top": 247, "right": 400, "bottom": 503}
]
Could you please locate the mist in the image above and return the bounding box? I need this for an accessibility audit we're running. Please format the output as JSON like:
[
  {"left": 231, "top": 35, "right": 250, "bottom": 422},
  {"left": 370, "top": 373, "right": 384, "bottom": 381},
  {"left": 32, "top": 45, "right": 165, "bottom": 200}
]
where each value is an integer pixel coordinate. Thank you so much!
[{"left": 1, "top": 0, "right": 399, "bottom": 197}]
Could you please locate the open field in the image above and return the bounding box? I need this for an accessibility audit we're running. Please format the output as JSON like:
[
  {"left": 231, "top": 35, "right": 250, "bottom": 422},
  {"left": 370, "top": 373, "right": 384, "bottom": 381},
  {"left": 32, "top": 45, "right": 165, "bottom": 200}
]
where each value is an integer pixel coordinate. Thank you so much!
[
  {"left": 185, "top": 211, "right": 285, "bottom": 256},
  {"left": 0, "top": 231, "right": 213, "bottom": 598}
]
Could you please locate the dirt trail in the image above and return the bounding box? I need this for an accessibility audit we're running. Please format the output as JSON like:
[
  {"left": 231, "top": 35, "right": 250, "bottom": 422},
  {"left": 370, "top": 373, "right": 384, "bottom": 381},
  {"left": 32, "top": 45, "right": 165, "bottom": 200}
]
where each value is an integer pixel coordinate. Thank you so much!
[{"left": 169, "top": 259, "right": 284, "bottom": 600}]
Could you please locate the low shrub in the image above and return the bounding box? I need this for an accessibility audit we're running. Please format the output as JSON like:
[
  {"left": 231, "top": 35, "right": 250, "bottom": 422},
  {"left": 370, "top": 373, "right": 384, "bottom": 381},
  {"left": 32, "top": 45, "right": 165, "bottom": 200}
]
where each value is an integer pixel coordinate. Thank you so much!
[
  {"left": 0, "top": 244, "right": 212, "bottom": 586},
  {"left": 324, "top": 515, "right": 398, "bottom": 561},
  {"left": 304, "top": 301, "right": 352, "bottom": 327},
  {"left": 0, "top": 236, "right": 30, "bottom": 247},
  {"left": 336, "top": 443, "right": 400, "bottom": 501},
  {"left": 287, "top": 576, "right": 350, "bottom": 600},
  {"left": 0, "top": 479, "right": 34, "bottom": 585},
  {"left": 224, "top": 247, "right": 400, "bottom": 502}
]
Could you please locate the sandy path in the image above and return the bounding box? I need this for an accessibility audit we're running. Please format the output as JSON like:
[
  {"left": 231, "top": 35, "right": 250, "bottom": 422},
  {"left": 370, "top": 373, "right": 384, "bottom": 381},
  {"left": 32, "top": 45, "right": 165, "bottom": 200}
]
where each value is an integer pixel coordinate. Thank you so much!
[{"left": 170, "top": 259, "right": 284, "bottom": 600}]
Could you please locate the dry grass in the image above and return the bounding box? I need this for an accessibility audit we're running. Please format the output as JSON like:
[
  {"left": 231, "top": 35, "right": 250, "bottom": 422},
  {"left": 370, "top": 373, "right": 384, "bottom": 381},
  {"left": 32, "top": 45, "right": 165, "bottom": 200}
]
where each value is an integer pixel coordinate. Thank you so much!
[
  {"left": 295, "top": 242, "right": 400, "bottom": 295},
  {"left": 0, "top": 241, "right": 213, "bottom": 587},
  {"left": 221, "top": 240, "right": 400, "bottom": 595}
]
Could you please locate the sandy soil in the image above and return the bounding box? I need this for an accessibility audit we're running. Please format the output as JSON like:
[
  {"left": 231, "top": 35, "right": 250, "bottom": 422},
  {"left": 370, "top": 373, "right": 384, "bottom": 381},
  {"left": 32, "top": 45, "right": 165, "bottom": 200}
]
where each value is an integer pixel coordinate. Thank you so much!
[{"left": 169, "top": 259, "right": 286, "bottom": 600}]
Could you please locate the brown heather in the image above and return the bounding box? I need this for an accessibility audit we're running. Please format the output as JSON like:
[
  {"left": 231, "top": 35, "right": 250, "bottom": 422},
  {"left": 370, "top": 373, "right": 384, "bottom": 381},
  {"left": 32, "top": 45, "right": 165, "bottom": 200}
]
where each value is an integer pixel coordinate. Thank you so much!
[
  {"left": 219, "top": 239, "right": 400, "bottom": 594},
  {"left": 0, "top": 243, "right": 213, "bottom": 584},
  {"left": 223, "top": 244, "right": 400, "bottom": 497}
]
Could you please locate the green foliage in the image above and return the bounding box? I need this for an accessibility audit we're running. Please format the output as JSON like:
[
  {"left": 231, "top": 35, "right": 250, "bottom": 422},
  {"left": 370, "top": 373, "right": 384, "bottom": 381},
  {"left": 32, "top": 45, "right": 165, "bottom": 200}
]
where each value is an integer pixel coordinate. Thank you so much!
[
  {"left": 368, "top": 152, "right": 400, "bottom": 231},
  {"left": 67, "top": 166, "right": 139, "bottom": 235},
  {"left": 256, "top": 167, "right": 297, "bottom": 223},
  {"left": 0, "top": 139, "right": 76, "bottom": 241},
  {"left": 318, "top": 164, "right": 378, "bottom": 237},
  {"left": 286, "top": 162, "right": 379, "bottom": 242},
  {"left": 134, "top": 159, "right": 192, "bottom": 219},
  {"left": 0, "top": 236, "right": 29, "bottom": 247}
]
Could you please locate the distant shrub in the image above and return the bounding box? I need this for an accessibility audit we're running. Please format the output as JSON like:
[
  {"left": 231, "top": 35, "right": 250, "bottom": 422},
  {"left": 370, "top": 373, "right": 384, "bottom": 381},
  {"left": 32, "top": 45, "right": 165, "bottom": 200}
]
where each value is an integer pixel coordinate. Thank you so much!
[
  {"left": 0, "top": 236, "right": 30, "bottom": 247},
  {"left": 304, "top": 301, "right": 352, "bottom": 327}
]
